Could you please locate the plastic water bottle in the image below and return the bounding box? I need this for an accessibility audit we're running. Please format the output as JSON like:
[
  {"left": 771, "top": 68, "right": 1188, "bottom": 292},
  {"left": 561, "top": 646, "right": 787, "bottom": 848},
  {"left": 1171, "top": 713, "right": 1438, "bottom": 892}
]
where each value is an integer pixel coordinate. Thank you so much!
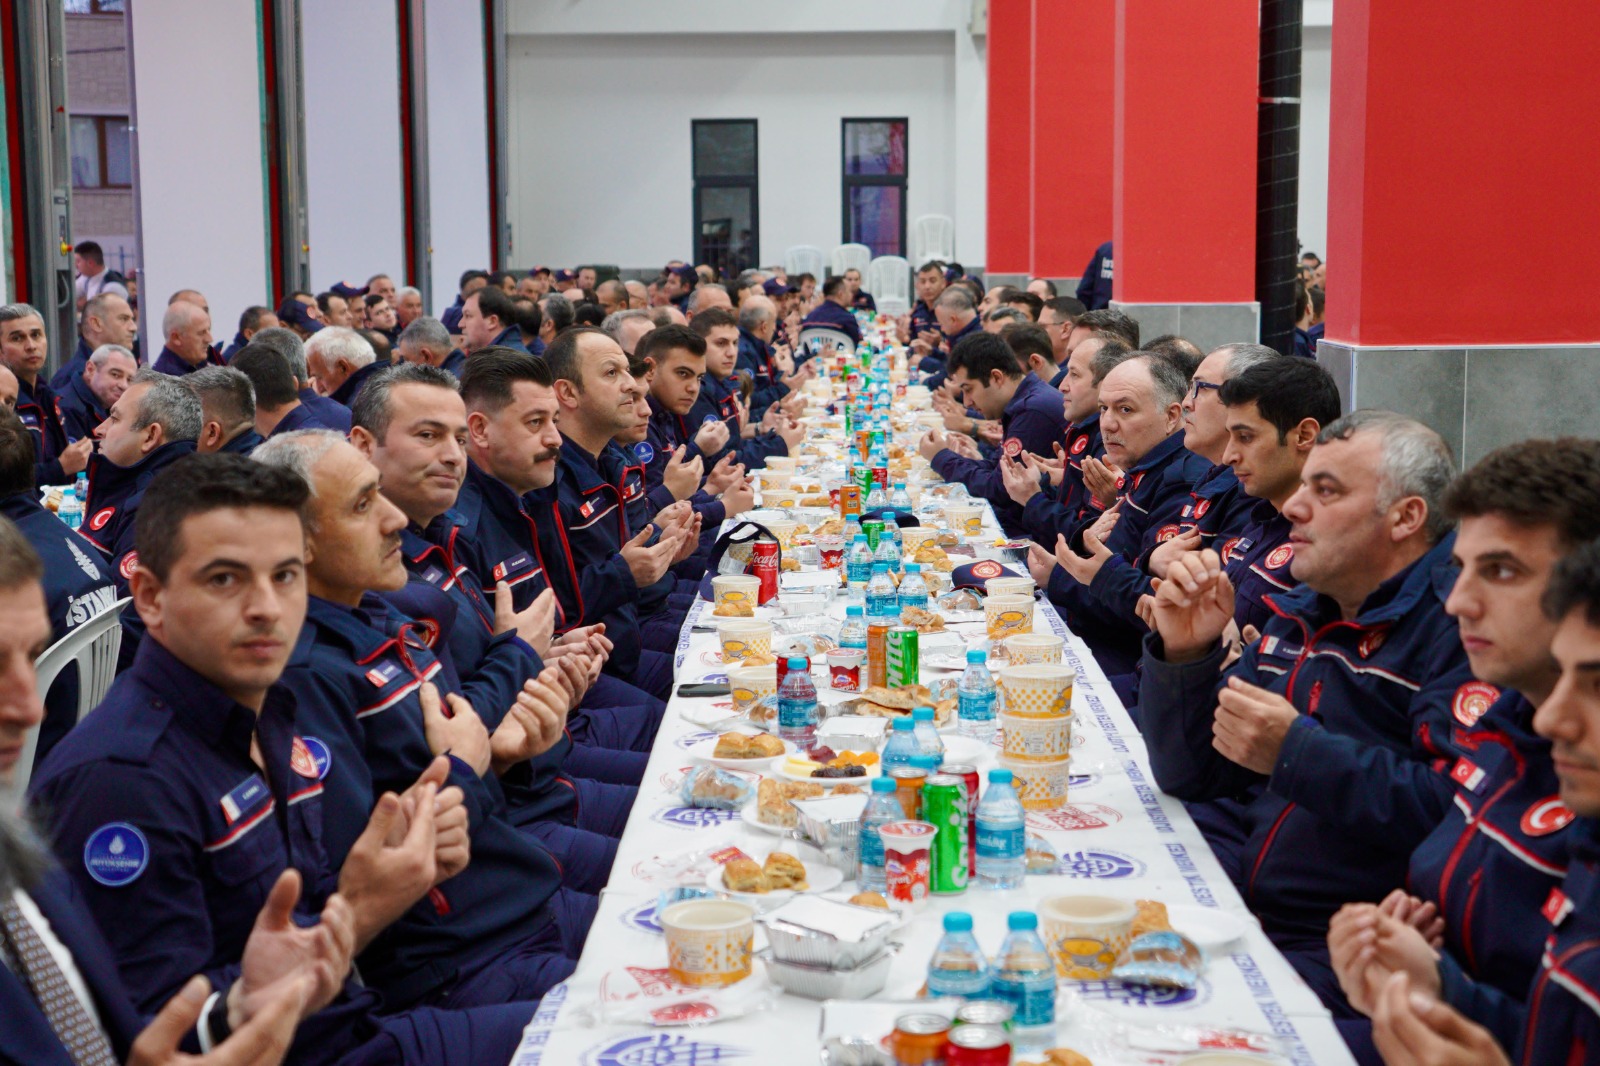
[
  {"left": 74, "top": 471, "right": 89, "bottom": 508},
  {"left": 58, "top": 482, "right": 83, "bottom": 531},
  {"left": 881, "top": 717, "right": 919, "bottom": 773},
  {"left": 881, "top": 511, "right": 903, "bottom": 556},
  {"left": 846, "top": 535, "right": 874, "bottom": 588},
  {"left": 958, "top": 649, "right": 998, "bottom": 743},
  {"left": 857, "top": 777, "right": 902, "bottom": 891},
  {"left": 843, "top": 516, "right": 863, "bottom": 544},
  {"left": 865, "top": 481, "right": 888, "bottom": 510},
  {"left": 926, "top": 912, "right": 991, "bottom": 998},
  {"left": 889, "top": 482, "right": 914, "bottom": 512},
  {"left": 912, "top": 706, "right": 945, "bottom": 762},
  {"left": 839, "top": 604, "right": 867, "bottom": 652},
  {"left": 866, "top": 563, "right": 899, "bottom": 622},
  {"left": 777, "top": 658, "right": 819, "bottom": 745},
  {"left": 897, "top": 563, "right": 929, "bottom": 612},
  {"left": 975, "top": 769, "right": 1027, "bottom": 889},
  {"left": 991, "top": 912, "right": 1056, "bottom": 1053},
  {"left": 872, "top": 525, "right": 901, "bottom": 575}
]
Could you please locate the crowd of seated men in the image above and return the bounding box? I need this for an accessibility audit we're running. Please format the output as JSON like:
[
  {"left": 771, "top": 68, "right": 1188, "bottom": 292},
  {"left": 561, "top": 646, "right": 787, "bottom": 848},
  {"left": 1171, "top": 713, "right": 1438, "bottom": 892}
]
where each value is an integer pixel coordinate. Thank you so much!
[{"left": 0, "top": 256, "right": 1595, "bottom": 1066}]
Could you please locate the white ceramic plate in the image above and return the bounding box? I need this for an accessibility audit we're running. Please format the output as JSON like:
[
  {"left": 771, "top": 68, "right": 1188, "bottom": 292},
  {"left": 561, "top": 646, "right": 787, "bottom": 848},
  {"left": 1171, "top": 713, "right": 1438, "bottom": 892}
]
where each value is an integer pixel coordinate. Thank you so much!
[
  {"left": 685, "top": 732, "right": 793, "bottom": 770},
  {"left": 740, "top": 803, "right": 793, "bottom": 835},
  {"left": 772, "top": 759, "right": 881, "bottom": 785},
  {"left": 707, "top": 853, "right": 846, "bottom": 901},
  {"left": 1166, "top": 904, "right": 1252, "bottom": 952}
]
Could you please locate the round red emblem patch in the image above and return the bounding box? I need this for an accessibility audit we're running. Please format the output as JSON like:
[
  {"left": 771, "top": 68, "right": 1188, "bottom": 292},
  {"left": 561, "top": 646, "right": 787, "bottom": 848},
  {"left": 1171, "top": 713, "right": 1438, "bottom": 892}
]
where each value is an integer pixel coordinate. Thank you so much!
[
  {"left": 1358, "top": 628, "right": 1389, "bottom": 658},
  {"left": 1220, "top": 537, "right": 1241, "bottom": 563},
  {"left": 1265, "top": 544, "right": 1294, "bottom": 570},
  {"left": 89, "top": 507, "right": 115, "bottom": 532},
  {"left": 1522, "top": 797, "right": 1576, "bottom": 837},
  {"left": 1452, "top": 681, "right": 1500, "bottom": 727},
  {"left": 1194, "top": 499, "right": 1211, "bottom": 519},
  {"left": 1003, "top": 438, "right": 1022, "bottom": 457},
  {"left": 972, "top": 560, "right": 1004, "bottom": 579},
  {"left": 118, "top": 551, "right": 138, "bottom": 580},
  {"left": 1070, "top": 436, "right": 1089, "bottom": 455},
  {"left": 289, "top": 738, "right": 319, "bottom": 779},
  {"left": 1156, "top": 525, "right": 1181, "bottom": 542}
]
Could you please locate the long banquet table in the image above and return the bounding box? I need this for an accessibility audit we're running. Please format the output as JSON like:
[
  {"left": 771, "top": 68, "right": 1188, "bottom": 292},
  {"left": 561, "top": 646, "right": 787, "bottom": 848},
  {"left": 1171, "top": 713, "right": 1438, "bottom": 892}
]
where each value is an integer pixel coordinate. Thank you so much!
[{"left": 509, "top": 378, "right": 1357, "bottom": 1066}]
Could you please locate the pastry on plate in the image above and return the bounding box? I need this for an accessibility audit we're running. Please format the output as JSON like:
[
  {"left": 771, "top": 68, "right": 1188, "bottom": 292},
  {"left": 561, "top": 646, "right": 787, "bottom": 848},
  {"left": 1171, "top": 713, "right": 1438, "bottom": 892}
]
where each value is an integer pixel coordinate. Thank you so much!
[
  {"left": 713, "top": 733, "right": 753, "bottom": 759},
  {"left": 1132, "top": 899, "right": 1172, "bottom": 938},
  {"left": 762, "top": 852, "right": 808, "bottom": 890},
  {"left": 1043, "top": 1051, "right": 1093, "bottom": 1066},
  {"left": 901, "top": 606, "right": 946, "bottom": 633},
  {"left": 746, "top": 733, "right": 786, "bottom": 757},
  {"left": 723, "top": 858, "right": 770, "bottom": 893},
  {"left": 801, "top": 495, "right": 832, "bottom": 508},
  {"left": 848, "top": 891, "right": 890, "bottom": 910}
]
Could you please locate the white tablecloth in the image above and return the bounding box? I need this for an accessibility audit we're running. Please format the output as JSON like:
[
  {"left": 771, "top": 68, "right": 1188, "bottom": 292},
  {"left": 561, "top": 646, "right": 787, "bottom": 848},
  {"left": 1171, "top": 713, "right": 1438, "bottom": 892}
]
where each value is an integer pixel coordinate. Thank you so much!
[{"left": 510, "top": 499, "right": 1357, "bottom": 1066}]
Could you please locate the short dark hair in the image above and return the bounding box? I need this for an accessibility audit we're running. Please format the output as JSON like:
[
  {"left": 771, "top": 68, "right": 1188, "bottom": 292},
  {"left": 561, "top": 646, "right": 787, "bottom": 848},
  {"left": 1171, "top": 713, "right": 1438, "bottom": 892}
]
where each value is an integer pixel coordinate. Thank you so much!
[
  {"left": 1007, "top": 291, "right": 1044, "bottom": 320},
  {"left": 1544, "top": 538, "right": 1600, "bottom": 625},
  {"left": 1445, "top": 439, "right": 1600, "bottom": 549},
  {"left": 1003, "top": 325, "right": 1055, "bottom": 369},
  {"left": 916, "top": 260, "right": 946, "bottom": 278},
  {"left": 487, "top": 270, "right": 515, "bottom": 289},
  {"left": 238, "top": 305, "right": 271, "bottom": 333},
  {"left": 544, "top": 325, "right": 613, "bottom": 389},
  {"left": 1219, "top": 357, "right": 1342, "bottom": 443},
  {"left": 230, "top": 343, "right": 302, "bottom": 408},
  {"left": 947, "top": 331, "right": 1023, "bottom": 382},
  {"left": 0, "top": 407, "right": 36, "bottom": 496},
  {"left": 73, "top": 240, "right": 104, "bottom": 265},
  {"left": 459, "top": 269, "right": 489, "bottom": 293},
  {"left": 1030, "top": 279, "right": 1058, "bottom": 298},
  {"left": 1076, "top": 308, "right": 1140, "bottom": 348},
  {"left": 363, "top": 292, "right": 386, "bottom": 310},
  {"left": 637, "top": 324, "right": 706, "bottom": 368},
  {"left": 512, "top": 296, "right": 542, "bottom": 337},
  {"left": 135, "top": 453, "right": 309, "bottom": 582},
  {"left": 186, "top": 366, "right": 256, "bottom": 426},
  {"left": 351, "top": 362, "right": 459, "bottom": 441},
  {"left": 822, "top": 276, "right": 849, "bottom": 299},
  {"left": 572, "top": 302, "right": 606, "bottom": 328},
  {"left": 689, "top": 307, "right": 738, "bottom": 338},
  {"left": 471, "top": 284, "right": 516, "bottom": 330},
  {"left": 0, "top": 514, "right": 42, "bottom": 591},
  {"left": 459, "top": 347, "right": 553, "bottom": 415},
  {"left": 1087, "top": 338, "right": 1134, "bottom": 386},
  {"left": 539, "top": 294, "right": 574, "bottom": 334},
  {"left": 795, "top": 273, "right": 816, "bottom": 287},
  {"left": 993, "top": 286, "right": 1025, "bottom": 306},
  {"left": 1145, "top": 335, "right": 1204, "bottom": 381},
  {"left": 1044, "top": 296, "right": 1085, "bottom": 322},
  {"left": 315, "top": 291, "right": 345, "bottom": 317}
]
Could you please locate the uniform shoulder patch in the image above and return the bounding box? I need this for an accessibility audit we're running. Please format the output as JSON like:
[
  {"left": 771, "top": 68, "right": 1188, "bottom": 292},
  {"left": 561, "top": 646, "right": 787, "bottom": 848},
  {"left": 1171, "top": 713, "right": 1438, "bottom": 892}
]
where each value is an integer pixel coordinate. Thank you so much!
[
  {"left": 1521, "top": 796, "right": 1575, "bottom": 837},
  {"left": 83, "top": 822, "right": 149, "bottom": 887},
  {"left": 118, "top": 551, "right": 139, "bottom": 580},
  {"left": 1452, "top": 681, "right": 1500, "bottom": 728},
  {"left": 299, "top": 736, "right": 332, "bottom": 780},
  {"left": 1156, "top": 525, "right": 1181, "bottom": 542},
  {"left": 89, "top": 506, "right": 115, "bottom": 532},
  {"left": 634, "top": 441, "right": 655, "bottom": 464},
  {"left": 1002, "top": 437, "right": 1022, "bottom": 457},
  {"left": 1070, "top": 435, "right": 1089, "bottom": 455},
  {"left": 290, "top": 737, "right": 320, "bottom": 779},
  {"left": 1193, "top": 499, "right": 1211, "bottom": 519},
  {"left": 1265, "top": 544, "right": 1294, "bottom": 570}
]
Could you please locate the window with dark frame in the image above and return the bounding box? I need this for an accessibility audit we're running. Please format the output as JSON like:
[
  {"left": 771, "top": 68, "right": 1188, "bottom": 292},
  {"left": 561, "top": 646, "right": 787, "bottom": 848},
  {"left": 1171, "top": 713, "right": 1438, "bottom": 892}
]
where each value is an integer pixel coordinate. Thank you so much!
[
  {"left": 692, "top": 119, "right": 758, "bottom": 278},
  {"left": 69, "top": 115, "right": 132, "bottom": 189},
  {"left": 841, "top": 118, "right": 907, "bottom": 259}
]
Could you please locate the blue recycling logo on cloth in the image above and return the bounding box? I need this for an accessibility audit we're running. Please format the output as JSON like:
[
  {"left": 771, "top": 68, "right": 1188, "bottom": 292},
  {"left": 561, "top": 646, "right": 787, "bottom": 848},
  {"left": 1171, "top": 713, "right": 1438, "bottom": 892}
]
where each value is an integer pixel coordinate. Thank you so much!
[
  {"left": 83, "top": 822, "right": 149, "bottom": 887},
  {"left": 652, "top": 806, "right": 741, "bottom": 830},
  {"left": 1054, "top": 848, "right": 1147, "bottom": 879},
  {"left": 1074, "top": 977, "right": 1209, "bottom": 1009},
  {"left": 584, "top": 1033, "right": 747, "bottom": 1066},
  {"left": 619, "top": 900, "right": 664, "bottom": 935}
]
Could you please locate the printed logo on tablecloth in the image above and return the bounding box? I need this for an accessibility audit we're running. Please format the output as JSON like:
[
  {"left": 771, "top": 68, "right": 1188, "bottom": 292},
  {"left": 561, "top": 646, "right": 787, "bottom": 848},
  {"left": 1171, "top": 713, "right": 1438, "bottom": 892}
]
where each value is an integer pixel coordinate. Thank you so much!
[
  {"left": 582, "top": 1033, "right": 747, "bottom": 1066},
  {"left": 652, "top": 806, "right": 742, "bottom": 830},
  {"left": 676, "top": 731, "right": 721, "bottom": 749},
  {"left": 1067, "top": 771, "right": 1102, "bottom": 792},
  {"left": 1055, "top": 848, "right": 1147, "bottom": 879},
  {"left": 1073, "top": 977, "right": 1210, "bottom": 1010},
  {"left": 1025, "top": 803, "right": 1124, "bottom": 832},
  {"left": 620, "top": 900, "right": 664, "bottom": 935}
]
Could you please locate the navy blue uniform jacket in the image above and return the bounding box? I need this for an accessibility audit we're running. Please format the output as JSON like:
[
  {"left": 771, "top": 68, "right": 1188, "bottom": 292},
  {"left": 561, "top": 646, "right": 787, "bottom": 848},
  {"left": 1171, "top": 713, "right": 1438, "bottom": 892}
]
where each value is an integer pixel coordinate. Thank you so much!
[
  {"left": 329, "top": 360, "right": 391, "bottom": 408},
  {"left": 16, "top": 373, "right": 72, "bottom": 487},
  {"left": 643, "top": 406, "right": 728, "bottom": 529},
  {"left": 800, "top": 300, "right": 861, "bottom": 346},
  {"left": 1076, "top": 241, "right": 1113, "bottom": 311},
  {"left": 80, "top": 439, "right": 198, "bottom": 592},
  {"left": 1018, "top": 414, "right": 1103, "bottom": 547},
  {"left": 929, "top": 373, "right": 1069, "bottom": 536},
  {"left": 1219, "top": 500, "right": 1296, "bottom": 635},
  {"left": 298, "top": 387, "right": 353, "bottom": 432},
  {"left": 1138, "top": 534, "right": 1473, "bottom": 941},
  {"left": 1407, "top": 690, "right": 1574, "bottom": 1050},
  {"left": 56, "top": 372, "right": 107, "bottom": 443},
  {"left": 737, "top": 328, "right": 788, "bottom": 417},
  {"left": 47, "top": 336, "right": 95, "bottom": 393},
  {"left": 1516, "top": 817, "right": 1600, "bottom": 1065},
  {"left": 453, "top": 460, "right": 565, "bottom": 618}
]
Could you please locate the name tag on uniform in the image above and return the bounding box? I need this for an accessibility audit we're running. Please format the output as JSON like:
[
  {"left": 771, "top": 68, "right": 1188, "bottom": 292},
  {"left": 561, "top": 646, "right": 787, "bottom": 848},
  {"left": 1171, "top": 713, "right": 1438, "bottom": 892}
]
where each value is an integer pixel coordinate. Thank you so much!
[
  {"left": 365, "top": 661, "right": 404, "bottom": 687},
  {"left": 493, "top": 553, "right": 532, "bottom": 582},
  {"left": 420, "top": 565, "right": 448, "bottom": 586},
  {"left": 221, "top": 774, "right": 271, "bottom": 825}
]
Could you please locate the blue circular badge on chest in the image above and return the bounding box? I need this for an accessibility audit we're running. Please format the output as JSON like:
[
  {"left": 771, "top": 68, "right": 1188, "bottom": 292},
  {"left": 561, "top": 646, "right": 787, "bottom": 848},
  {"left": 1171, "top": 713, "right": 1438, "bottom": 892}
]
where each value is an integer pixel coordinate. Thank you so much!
[
  {"left": 83, "top": 823, "right": 149, "bottom": 887},
  {"left": 301, "top": 736, "right": 332, "bottom": 780},
  {"left": 633, "top": 441, "right": 655, "bottom": 464}
]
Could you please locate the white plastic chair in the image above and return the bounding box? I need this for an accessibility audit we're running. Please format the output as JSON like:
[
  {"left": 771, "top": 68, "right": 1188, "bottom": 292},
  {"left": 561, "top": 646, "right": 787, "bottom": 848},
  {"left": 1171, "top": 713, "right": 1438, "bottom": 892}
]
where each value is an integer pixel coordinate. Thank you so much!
[
  {"left": 830, "top": 243, "right": 872, "bottom": 279},
  {"left": 797, "top": 326, "right": 857, "bottom": 360},
  {"left": 5, "top": 596, "right": 129, "bottom": 801},
  {"left": 911, "top": 214, "right": 956, "bottom": 267},
  {"left": 868, "top": 255, "right": 912, "bottom": 317},
  {"left": 783, "top": 245, "right": 826, "bottom": 282}
]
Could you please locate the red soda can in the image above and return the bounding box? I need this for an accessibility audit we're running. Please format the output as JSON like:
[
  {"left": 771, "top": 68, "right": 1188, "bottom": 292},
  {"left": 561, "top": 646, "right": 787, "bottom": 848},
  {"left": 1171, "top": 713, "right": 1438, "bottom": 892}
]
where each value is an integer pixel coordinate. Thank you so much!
[
  {"left": 945, "top": 1024, "right": 1011, "bottom": 1065},
  {"left": 945, "top": 763, "right": 981, "bottom": 874},
  {"left": 776, "top": 655, "right": 810, "bottom": 686},
  {"left": 750, "top": 539, "right": 779, "bottom": 604}
]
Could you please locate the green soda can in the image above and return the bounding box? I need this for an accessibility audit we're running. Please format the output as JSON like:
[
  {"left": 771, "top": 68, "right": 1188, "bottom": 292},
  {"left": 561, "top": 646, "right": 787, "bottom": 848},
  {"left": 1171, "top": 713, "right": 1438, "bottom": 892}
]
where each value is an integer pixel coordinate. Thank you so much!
[
  {"left": 923, "top": 774, "right": 970, "bottom": 894},
  {"left": 885, "top": 625, "right": 919, "bottom": 688},
  {"left": 861, "top": 518, "right": 885, "bottom": 550}
]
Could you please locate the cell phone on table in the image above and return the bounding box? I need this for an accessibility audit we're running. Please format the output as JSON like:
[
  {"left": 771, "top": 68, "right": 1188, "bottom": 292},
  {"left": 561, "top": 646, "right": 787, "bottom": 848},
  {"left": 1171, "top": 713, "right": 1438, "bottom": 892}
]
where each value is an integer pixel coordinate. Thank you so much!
[{"left": 677, "top": 682, "right": 730, "bottom": 698}]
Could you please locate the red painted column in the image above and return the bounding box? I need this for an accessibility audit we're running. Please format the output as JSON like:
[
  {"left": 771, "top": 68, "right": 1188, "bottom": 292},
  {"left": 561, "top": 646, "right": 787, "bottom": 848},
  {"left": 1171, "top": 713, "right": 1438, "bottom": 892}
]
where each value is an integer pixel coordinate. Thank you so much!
[
  {"left": 1029, "top": 0, "right": 1115, "bottom": 280},
  {"left": 1112, "top": 0, "right": 1257, "bottom": 304},
  {"left": 985, "top": 0, "right": 1032, "bottom": 273},
  {"left": 1325, "top": 0, "right": 1600, "bottom": 347}
]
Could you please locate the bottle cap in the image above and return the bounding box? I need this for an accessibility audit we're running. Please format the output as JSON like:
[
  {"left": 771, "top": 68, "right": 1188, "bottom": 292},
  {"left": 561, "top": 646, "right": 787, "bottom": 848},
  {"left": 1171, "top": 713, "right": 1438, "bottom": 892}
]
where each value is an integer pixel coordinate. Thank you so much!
[
  {"left": 966, "top": 648, "right": 987, "bottom": 663},
  {"left": 891, "top": 717, "right": 914, "bottom": 731},
  {"left": 988, "top": 768, "right": 1014, "bottom": 784},
  {"left": 853, "top": 534, "right": 868, "bottom": 543},
  {"left": 871, "top": 776, "right": 897, "bottom": 792},
  {"left": 786, "top": 657, "right": 808, "bottom": 670},
  {"left": 1007, "top": 911, "right": 1038, "bottom": 931},
  {"left": 845, "top": 604, "right": 863, "bottom": 616},
  {"left": 943, "top": 912, "right": 973, "bottom": 933},
  {"left": 904, "top": 563, "right": 921, "bottom": 573},
  {"left": 912, "top": 706, "right": 934, "bottom": 721}
]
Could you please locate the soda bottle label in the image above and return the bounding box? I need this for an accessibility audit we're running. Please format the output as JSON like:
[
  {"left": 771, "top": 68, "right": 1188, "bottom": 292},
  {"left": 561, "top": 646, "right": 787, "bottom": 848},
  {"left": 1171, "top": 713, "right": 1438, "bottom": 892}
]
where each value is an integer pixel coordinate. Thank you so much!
[
  {"left": 991, "top": 973, "right": 1056, "bottom": 1027},
  {"left": 960, "top": 690, "right": 996, "bottom": 722},
  {"left": 778, "top": 696, "right": 814, "bottom": 730},
  {"left": 976, "top": 824, "right": 1026, "bottom": 860}
]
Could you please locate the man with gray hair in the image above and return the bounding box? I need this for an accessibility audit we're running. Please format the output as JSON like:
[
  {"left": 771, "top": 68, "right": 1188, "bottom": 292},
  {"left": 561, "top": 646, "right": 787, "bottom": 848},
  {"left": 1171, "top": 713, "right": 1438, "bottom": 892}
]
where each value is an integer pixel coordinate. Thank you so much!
[
  {"left": 1138, "top": 409, "right": 1471, "bottom": 1018},
  {"left": 602, "top": 308, "right": 654, "bottom": 358},
  {"left": 397, "top": 315, "right": 460, "bottom": 375},
  {"left": 58, "top": 342, "right": 137, "bottom": 441},
  {"left": 151, "top": 299, "right": 217, "bottom": 377},
  {"left": 394, "top": 284, "right": 424, "bottom": 329},
  {"left": 1020, "top": 352, "right": 1211, "bottom": 678},
  {"left": 81, "top": 368, "right": 201, "bottom": 593},
  {"left": 250, "top": 325, "right": 352, "bottom": 432},
  {"left": 188, "top": 365, "right": 263, "bottom": 455},
  {"left": 736, "top": 293, "right": 810, "bottom": 418},
  {"left": 918, "top": 285, "right": 981, "bottom": 383},
  {"left": 684, "top": 282, "right": 732, "bottom": 321},
  {"left": 623, "top": 278, "right": 648, "bottom": 309},
  {"left": 305, "top": 325, "right": 386, "bottom": 408}
]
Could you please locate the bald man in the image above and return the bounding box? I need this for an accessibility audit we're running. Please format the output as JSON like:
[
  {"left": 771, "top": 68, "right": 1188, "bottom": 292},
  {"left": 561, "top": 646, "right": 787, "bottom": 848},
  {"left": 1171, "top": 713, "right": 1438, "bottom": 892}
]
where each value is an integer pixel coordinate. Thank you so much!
[{"left": 151, "top": 301, "right": 217, "bottom": 377}]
